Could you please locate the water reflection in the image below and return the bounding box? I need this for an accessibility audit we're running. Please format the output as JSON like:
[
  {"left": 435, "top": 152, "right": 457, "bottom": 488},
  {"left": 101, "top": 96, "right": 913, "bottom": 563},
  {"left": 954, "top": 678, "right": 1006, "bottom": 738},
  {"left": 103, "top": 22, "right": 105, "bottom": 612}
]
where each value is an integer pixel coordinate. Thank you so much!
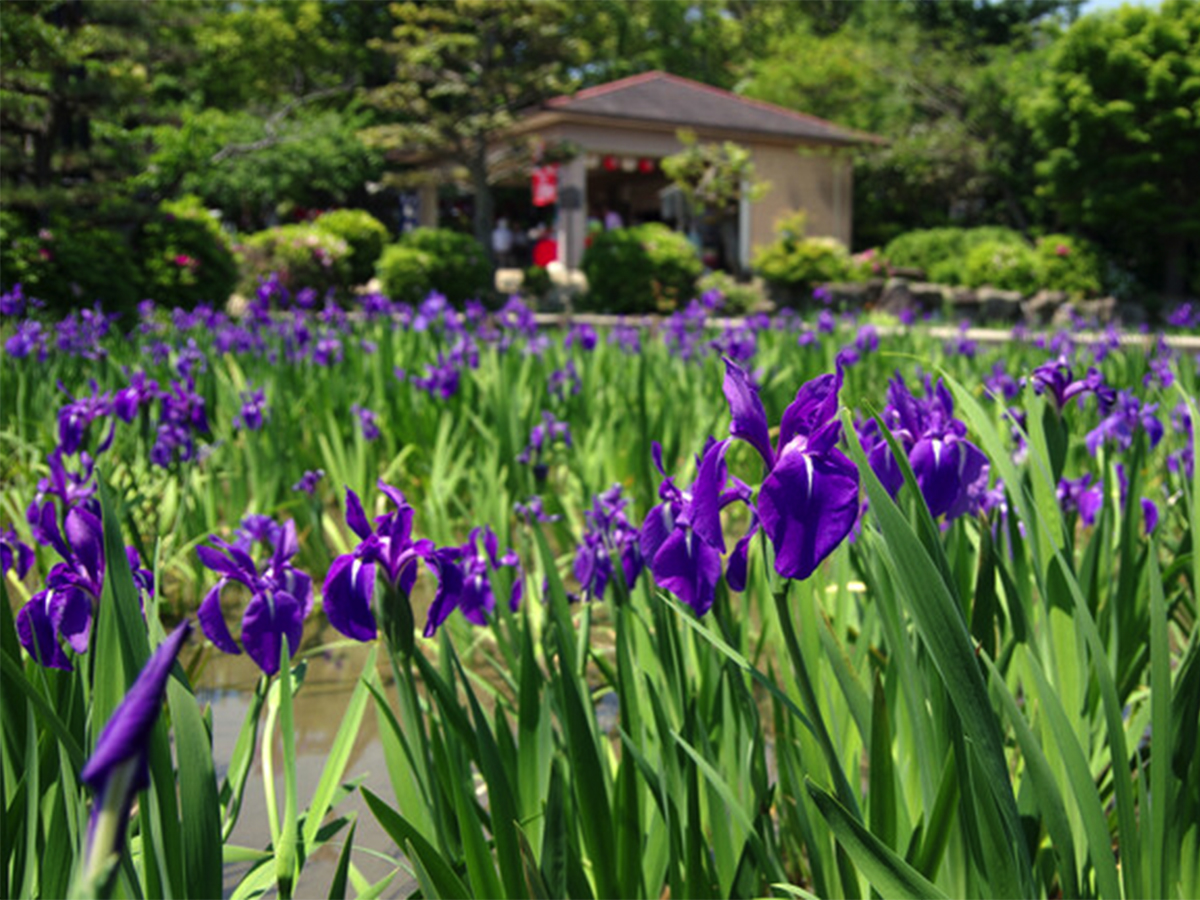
[{"left": 195, "top": 620, "right": 414, "bottom": 899}]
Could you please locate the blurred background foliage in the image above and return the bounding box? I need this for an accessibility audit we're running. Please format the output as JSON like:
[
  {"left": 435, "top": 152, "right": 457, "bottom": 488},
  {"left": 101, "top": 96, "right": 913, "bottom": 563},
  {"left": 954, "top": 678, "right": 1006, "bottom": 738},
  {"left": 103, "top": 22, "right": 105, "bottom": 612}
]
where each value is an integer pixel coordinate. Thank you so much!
[{"left": 1, "top": 0, "right": 1197, "bottom": 301}]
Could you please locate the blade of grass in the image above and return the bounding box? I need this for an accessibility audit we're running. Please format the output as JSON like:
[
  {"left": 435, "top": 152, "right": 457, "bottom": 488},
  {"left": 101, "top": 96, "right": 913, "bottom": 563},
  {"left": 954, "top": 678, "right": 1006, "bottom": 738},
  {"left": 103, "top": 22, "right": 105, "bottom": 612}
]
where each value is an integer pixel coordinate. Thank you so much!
[{"left": 807, "top": 779, "right": 949, "bottom": 900}]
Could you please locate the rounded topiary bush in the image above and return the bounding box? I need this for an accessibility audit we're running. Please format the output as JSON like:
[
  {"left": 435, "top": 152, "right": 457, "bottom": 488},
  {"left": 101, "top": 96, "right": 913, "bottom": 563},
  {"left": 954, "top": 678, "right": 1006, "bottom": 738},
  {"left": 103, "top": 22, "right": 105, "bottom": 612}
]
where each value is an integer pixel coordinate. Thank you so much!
[
  {"left": 885, "top": 226, "right": 1028, "bottom": 285},
  {"left": 314, "top": 209, "right": 389, "bottom": 286},
  {"left": 751, "top": 212, "right": 860, "bottom": 303},
  {"left": 582, "top": 223, "right": 702, "bottom": 314},
  {"left": 398, "top": 227, "right": 492, "bottom": 306},
  {"left": 139, "top": 195, "right": 239, "bottom": 309},
  {"left": 696, "top": 270, "right": 768, "bottom": 315},
  {"left": 376, "top": 244, "right": 435, "bottom": 304},
  {"left": 238, "top": 223, "right": 351, "bottom": 300},
  {"left": 1034, "top": 233, "right": 1104, "bottom": 297},
  {"left": 964, "top": 239, "right": 1041, "bottom": 295}
]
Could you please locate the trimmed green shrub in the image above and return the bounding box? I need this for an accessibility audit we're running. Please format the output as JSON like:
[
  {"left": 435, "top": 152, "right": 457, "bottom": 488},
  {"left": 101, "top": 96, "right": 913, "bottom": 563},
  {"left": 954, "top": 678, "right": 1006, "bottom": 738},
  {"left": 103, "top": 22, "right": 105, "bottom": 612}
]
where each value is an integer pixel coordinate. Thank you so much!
[
  {"left": 139, "top": 195, "right": 239, "bottom": 309},
  {"left": 696, "top": 270, "right": 768, "bottom": 315},
  {"left": 238, "top": 223, "right": 351, "bottom": 299},
  {"left": 397, "top": 227, "right": 492, "bottom": 306},
  {"left": 964, "top": 239, "right": 1041, "bottom": 295},
  {"left": 581, "top": 223, "right": 703, "bottom": 314},
  {"left": 521, "top": 264, "right": 553, "bottom": 300},
  {"left": 314, "top": 209, "right": 389, "bottom": 286},
  {"left": 0, "top": 212, "right": 141, "bottom": 315},
  {"left": 885, "top": 226, "right": 1028, "bottom": 285},
  {"left": 752, "top": 209, "right": 860, "bottom": 296},
  {"left": 376, "top": 244, "right": 435, "bottom": 304},
  {"left": 1034, "top": 233, "right": 1103, "bottom": 297}
]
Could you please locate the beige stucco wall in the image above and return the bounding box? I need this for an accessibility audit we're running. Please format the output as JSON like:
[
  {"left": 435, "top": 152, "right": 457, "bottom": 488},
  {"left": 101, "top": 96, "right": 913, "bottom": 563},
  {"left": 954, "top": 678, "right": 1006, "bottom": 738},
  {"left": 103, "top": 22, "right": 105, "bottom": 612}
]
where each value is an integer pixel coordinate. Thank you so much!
[{"left": 749, "top": 144, "right": 853, "bottom": 252}]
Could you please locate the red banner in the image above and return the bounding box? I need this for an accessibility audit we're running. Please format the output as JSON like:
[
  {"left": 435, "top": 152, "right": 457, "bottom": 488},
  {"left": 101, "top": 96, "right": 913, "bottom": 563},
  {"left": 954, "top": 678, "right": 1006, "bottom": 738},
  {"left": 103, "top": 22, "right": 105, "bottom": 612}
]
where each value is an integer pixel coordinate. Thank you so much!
[{"left": 532, "top": 164, "right": 559, "bottom": 207}]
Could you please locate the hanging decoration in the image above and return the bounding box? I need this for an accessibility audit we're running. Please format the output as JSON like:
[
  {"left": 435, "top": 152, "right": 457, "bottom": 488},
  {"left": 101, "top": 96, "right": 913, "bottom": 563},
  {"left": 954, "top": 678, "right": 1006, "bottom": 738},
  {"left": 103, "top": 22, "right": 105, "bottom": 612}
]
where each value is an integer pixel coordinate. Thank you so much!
[{"left": 532, "top": 164, "right": 559, "bottom": 207}]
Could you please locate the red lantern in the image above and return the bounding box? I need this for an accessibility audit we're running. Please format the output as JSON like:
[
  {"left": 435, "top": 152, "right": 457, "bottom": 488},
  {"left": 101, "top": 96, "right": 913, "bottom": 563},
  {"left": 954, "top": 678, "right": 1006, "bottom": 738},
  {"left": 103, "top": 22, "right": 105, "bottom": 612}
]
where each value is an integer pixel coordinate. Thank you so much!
[
  {"left": 638, "top": 157, "right": 655, "bottom": 174},
  {"left": 602, "top": 155, "right": 619, "bottom": 172}
]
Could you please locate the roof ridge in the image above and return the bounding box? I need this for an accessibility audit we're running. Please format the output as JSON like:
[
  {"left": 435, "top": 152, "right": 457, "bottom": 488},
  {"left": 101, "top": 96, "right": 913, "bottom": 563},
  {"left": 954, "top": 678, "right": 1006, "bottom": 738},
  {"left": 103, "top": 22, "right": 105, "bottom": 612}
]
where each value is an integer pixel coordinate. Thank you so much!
[
  {"left": 543, "top": 69, "right": 882, "bottom": 144},
  {"left": 545, "top": 69, "right": 668, "bottom": 107},
  {"left": 653, "top": 71, "right": 880, "bottom": 142}
]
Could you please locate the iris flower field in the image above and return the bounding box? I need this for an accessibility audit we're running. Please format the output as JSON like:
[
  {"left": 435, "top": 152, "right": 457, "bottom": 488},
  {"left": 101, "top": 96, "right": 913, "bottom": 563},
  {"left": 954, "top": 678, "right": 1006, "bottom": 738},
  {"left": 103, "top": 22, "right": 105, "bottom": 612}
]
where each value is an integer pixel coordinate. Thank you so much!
[{"left": 2, "top": 281, "right": 1198, "bottom": 900}]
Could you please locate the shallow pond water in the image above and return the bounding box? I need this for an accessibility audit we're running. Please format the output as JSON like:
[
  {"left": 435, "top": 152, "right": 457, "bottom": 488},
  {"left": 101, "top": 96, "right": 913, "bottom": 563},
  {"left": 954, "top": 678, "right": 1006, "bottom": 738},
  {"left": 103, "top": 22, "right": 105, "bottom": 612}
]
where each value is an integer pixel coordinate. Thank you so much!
[{"left": 194, "top": 622, "right": 416, "bottom": 899}]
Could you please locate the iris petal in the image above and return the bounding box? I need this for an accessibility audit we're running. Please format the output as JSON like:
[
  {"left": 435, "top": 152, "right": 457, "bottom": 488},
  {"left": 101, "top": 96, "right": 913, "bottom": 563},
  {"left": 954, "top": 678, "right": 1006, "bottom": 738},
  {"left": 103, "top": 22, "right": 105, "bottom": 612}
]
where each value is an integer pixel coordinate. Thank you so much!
[
  {"left": 722, "top": 359, "right": 775, "bottom": 469},
  {"left": 650, "top": 528, "right": 723, "bottom": 617},
  {"left": 323, "top": 556, "right": 378, "bottom": 643},
  {"left": 241, "top": 590, "right": 302, "bottom": 676},
  {"left": 758, "top": 446, "right": 859, "bottom": 582}
]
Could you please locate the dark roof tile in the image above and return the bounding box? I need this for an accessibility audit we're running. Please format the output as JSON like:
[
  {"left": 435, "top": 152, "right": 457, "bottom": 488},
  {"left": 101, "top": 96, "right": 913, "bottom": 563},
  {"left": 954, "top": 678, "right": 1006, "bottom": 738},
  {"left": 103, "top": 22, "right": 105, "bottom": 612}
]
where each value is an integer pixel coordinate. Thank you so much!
[{"left": 543, "top": 71, "right": 879, "bottom": 145}]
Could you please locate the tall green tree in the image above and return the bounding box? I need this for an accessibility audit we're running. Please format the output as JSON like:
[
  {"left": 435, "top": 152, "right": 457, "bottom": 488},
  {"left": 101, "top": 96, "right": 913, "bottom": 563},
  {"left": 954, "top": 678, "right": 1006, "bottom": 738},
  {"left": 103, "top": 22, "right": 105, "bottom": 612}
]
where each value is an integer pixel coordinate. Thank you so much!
[
  {"left": 361, "top": 0, "right": 584, "bottom": 252},
  {"left": 0, "top": 0, "right": 196, "bottom": 222},
  {"left": 737, "top": 1, "right": 1078, "bottom": 249},
  {"left": 1024, "top": 0, "right": 1200, "bottom": 295}
]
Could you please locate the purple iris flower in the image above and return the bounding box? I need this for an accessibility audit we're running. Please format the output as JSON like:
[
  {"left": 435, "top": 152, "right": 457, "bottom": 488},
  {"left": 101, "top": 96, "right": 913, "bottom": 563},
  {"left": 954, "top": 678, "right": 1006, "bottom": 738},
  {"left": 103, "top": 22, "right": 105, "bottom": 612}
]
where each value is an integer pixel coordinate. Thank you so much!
[
  {"left": 518, "top": 411, "right": 572, "bottom": 480},
  {"left": 114, "top": 370, "right": 160, "bottom": 423},
  {"left": 566, "top": 323, "right": 598, "bottom": 351},
  {"left": 944, "top": 322, "right": 977, "bottom": 358},
  {"left": 351, "top": 404, "right": 381, "bottom": 442},
  {"left": 322, "top": 482, "right": 463, "bottom": 646},
  {"left": 1057, "top": 474, "right": 1103, "bottom": 526},
  {"left": 5, "top": 319, "right": 48, "bottom": 360},
  {"left": 711, "top": 324, "right": 757, "bottom": 363},
  {"left": 514, "top": 495, "right": 560, "bottom": 524},
  {"left": 984, "top": 362, "right": 1020, "bottom": 402},
  {"left": 1030, "top": 357, "right": 1115, "bottom": 412},
  {"left": 16, "top": 503, "right": 105, "bottom": 670},
  {"left": 30, "top": 449, "right": 99, "bottom": 514},
  {"left": 1086, "top": 390, "right": 1164, "bottom": 456},
  {"left": 641, "top": 438, "right": 753, "bottom": 616},
  {"left": 548, "top": 360, "right": 582, "bottom": 400},
  {"left": 150, "top": 376, "right": 210, "bottom": 468},
  {"left": 816, "top": 310, "right": 836, "bottom": 334},
  {"left": 407, "top": 355, "right": 462, "bottom": 400},
  {"left": 425, "top": 526, "right": 522, "bottom": 635},
  {"left": 722, "top": 358, "right": 860, "bottom": 581},
  {"left": 609, "top": 320, "right": 642, "bottom": 354},
  {"left": 235, "top": 387, "right": 267, "bottom": 431},
  {"left": 862, "top": 374, "right": 989, "bottom": 521},
  {"left": 855, "top": 323, "right": 879, "bottom": 353},
  {"left": 57, "top": 380, "right": 116, "bottom": 457},
  {"left": 197, "top": 518, "right": 312, "bottom": 676},
  {"left": 292, "top": 469, "right": 325, "bottom": 495},
  {"left": 1, "top": 526, "right": 35, "bottom": 579},
  {"left": 79, "top": 621, "right": 191, "bottom": 890},
  {"left": 1167, "top": 403, "right": 1194, "bottom": 479},
  {"left": 573, "top": 485, "right": 643, "bottom": 602},
  {"left": 1, "top": 282, "right": 27, "bottom": 317}
]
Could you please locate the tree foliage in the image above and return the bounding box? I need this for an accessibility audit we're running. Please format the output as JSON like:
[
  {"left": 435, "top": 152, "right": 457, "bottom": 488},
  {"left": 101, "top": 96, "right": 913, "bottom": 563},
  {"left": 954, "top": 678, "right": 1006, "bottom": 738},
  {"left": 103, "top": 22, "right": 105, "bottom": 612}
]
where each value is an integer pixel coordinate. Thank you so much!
[
  {"left": 361, "top": 0, "right": 585, "bottom": 252},
  {"left": 1024, "top": 0, "right": 1200, "bottom": 293}
]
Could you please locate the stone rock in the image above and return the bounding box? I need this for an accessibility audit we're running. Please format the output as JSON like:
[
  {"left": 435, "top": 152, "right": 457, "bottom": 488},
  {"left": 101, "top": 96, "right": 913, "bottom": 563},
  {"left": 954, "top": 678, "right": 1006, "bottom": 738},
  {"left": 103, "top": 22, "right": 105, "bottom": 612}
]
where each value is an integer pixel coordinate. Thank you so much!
[
  {"left": 1117, "top": 302, "right": 1147, "bottom": 326},
  {"left": 1022, "top": 289, "right": 1068, "bottom": 325},
  {"left": 976, "top": 287, "right": 1024, "bottom": 323},
  {"left": 877, "top": 277, "right": 913, "bottom": 315},
  {"left": 945, "top": 286, "right": 982, "bottom": 318},
  {"left": 878, "top": 277, "right": 944, "bottom": 316},
  {"left": 888, "top": 265, "right": 926, "bottom": 281},
  {"left": 910, "top": 282, "right": 948, "bottom": 312},
  {"left": 1077, "top": 296, "right": 1120, "bottom": 325}
]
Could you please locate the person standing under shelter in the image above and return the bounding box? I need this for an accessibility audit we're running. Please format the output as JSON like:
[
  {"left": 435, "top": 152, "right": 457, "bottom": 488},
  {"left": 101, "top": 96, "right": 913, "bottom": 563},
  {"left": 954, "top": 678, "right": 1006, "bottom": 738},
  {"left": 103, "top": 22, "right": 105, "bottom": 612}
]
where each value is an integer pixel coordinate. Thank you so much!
[{"left": 492, "top": 217, "right": 515, "bottom": 267}]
